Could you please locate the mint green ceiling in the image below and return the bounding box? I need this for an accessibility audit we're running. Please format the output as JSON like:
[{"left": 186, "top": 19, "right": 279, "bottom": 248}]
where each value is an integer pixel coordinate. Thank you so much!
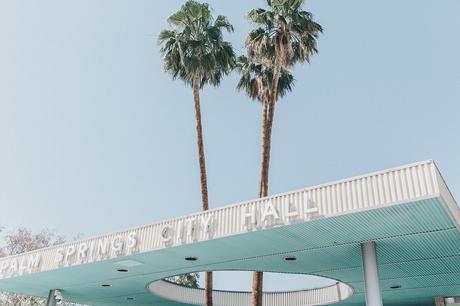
[{"left": 1, "top": 197, "right": 459, "bottom": 306}]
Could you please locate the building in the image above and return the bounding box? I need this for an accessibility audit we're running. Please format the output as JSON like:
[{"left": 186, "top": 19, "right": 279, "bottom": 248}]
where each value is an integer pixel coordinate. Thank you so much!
[{"left": 0, "top": 160, "right": 459, "bottom": 306}]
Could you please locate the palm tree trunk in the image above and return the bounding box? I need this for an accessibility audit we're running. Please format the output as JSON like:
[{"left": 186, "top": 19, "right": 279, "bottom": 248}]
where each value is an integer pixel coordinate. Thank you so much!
[
  {"left": 258, "top": 99, "right": 269, "bottom": 197},
  {"left": 252, "top": 57, "right": 283, "bottom": 306},
  {"left": 262, "top": 60, "right": 281, "bottom": 193},
  {"left": 192, "top": 76, "right": 213, "bottom": 306},
  {"left": 252, "top": 270, "right": 264, "bottom": 306}
]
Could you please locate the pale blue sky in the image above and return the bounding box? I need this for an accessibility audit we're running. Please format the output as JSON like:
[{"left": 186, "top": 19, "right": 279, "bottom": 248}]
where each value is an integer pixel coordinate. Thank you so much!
[{"left": 1, "top": 0, "right": 459, "bottom": 291}]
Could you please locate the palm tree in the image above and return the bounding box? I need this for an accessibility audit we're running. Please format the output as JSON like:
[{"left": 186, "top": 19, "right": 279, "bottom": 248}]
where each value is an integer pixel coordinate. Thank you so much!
[
  {"left": 158, "top": 1, "right": 236, "bottom": 305},
  {"left": 236, "top": 55, "right": 294, "bottom": 194},
  {"left": 243, "top": 1, "right": 322, "bottom": 305}
]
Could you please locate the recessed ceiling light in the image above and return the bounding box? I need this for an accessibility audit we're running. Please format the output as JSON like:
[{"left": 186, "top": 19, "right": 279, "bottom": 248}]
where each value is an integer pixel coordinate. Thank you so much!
[
  {"left": 101, "top": 284, "right": 112, "bottom": 287},
  {"left": 117, "top": 268, "right": 129, "bottom": 272},
  {"left": 390, "top": 285, "right": 401, "bottom": 289},
  {"left": 185, "top": 256, "right": 198, "bottom": 261},
  {"left": 284, "top": 256, "right": 297, "bottom": 261}
]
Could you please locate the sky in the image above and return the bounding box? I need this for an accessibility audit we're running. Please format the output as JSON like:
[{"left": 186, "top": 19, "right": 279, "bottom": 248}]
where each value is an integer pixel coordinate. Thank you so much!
[{"left": 0, "top": 0, "right": 459, "bottom": 292}]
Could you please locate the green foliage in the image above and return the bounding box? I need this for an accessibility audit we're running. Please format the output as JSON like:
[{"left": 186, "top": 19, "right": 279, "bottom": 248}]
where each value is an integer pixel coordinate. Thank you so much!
[
  {"left": 237, "top": 0, "right": 322, "bottom": 104},
  {"left": 166, "top": 273, "right": 200, "bottom": 288},
  {"left": 246, "top": 0, "right": 323, "bottom": 67},
  {"left": 158, "top": 0, "right": 236, "bottom": 88},
  {"left": 236, "top": 55, "right": 294, "bottom": 103},
  {"left": 237, "top": 0, "right": 322, "bottom": 105}
]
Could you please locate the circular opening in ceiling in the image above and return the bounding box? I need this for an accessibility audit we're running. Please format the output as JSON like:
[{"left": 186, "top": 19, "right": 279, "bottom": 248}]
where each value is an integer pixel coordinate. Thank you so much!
[
  {"left": 194, "top": 271, "right": 337, "bottom": 292},
  {"left": 149, "top": 270, "right": 353, "bottom": 306}
]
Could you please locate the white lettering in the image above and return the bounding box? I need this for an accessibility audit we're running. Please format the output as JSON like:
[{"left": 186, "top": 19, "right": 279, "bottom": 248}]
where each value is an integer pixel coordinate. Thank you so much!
[
  {"left": 161, "top": 226, "right": 174, "bottom": 243},
  {"left": 56, "top": 248, "right": 64, "bottom": 263},
  {"left": 9, "top": 259, "right": 18, "bottom": 274},
  {"left": 28, "top": 254, "right": 41, "bottom": 271},
  {"left": 77, "top": 243, "right": 88, "bottom": 263},
  {"left": 0, "top": 195, "right": 323, "bottom": 279},
  {"left": 201, "top": 214, "right": 213, "bottom": 238},
  {"left": 284, "top": 199, "right": 300, "bottom": 223},
  {"left": 88, "top": 241, "right": 95, "bottom": 262},
  {"left": 242, "top": 205, "right": 257, "bottom": 229},
  {"left": 97, "top": 239, "right": 109, "bottom": 259},
  {"left": 65, "top": 246, "right": 76, "bottom": 265},
  {"left": 1, "top": 260, "right": 9, "bottom": 276},
  {"left": 177, "top": 221, "right": 185, "bottom": 244},
  {"left": 185, "top": 218, "right": 197, "bottom": 243},
  {"left": 126, "top": 232, "right": 137, "bottom": 251},
  {"left": 304, "top": 199, "right": 319, "bottom": 214},
  {"left": 0, "top": 254, "right": 42, "bottom": 279},
  {"left": 111, "top": 236, "right": 124, "bottom": 254},
  {"left": 261, "top": 201, "right": 280, "bottom": 223}
]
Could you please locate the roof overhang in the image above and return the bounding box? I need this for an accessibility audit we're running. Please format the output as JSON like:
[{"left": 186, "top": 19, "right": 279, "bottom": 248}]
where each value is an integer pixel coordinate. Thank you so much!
[{"left": 0, "top": 160, "right": 459, "bottom": 306}]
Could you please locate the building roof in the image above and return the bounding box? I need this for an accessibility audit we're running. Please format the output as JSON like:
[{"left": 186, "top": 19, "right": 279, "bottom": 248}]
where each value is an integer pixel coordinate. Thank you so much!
[{"left": 0, "top": 160, "right": 459, "bottom": 306}]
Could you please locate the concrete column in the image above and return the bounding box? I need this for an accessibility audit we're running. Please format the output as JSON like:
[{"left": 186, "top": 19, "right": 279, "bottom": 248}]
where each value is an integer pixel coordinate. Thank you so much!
[
  {"left": 434, "top": 297, "right": 445, "bottom": 306},
  {"left": 46, "top": 289, "right": 63, "bottom": 306},
  {"left": 46, "top": 290, "right": 56, "bottom": 306},
  {"left": 361, "top": 241, "right": 383, "bottom": 306}
]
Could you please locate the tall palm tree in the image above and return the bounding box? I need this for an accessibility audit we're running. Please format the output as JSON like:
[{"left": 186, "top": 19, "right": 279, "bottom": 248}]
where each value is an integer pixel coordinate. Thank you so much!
[
  {"left": 158, "top": 1, "right": 235, "bottom": 305},
  {"left": 244, "top": 1, "right": 322, "bottom": 305}
]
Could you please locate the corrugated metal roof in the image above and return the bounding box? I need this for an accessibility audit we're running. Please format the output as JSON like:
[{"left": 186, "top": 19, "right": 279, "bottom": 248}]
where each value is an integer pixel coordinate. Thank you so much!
[{"left": 0, "top": 160, "right": 458, "bottom": 306}]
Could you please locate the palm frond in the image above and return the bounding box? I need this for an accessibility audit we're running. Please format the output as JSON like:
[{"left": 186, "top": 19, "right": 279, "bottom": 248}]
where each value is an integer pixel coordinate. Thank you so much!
[
  {"left": 214, "top": 15, "right": 234, "bottom": 33},
  {"left": 248, "top": 8, "right": 274, "bottom": 28},
  {"left": 235, "top": 55, "right": 294, "bottom": 103}
]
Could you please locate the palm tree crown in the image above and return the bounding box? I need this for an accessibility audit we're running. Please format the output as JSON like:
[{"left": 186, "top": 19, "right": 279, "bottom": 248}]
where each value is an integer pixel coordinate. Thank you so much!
[
  {"left": 158, "top": 0, "right": 236, "bottom": 88},
  {"left": 246, "top": 0, "right": 323, "bottom": 68},
  {"left": 236, "top": 55, "right": 294, "bottom": 103}
]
